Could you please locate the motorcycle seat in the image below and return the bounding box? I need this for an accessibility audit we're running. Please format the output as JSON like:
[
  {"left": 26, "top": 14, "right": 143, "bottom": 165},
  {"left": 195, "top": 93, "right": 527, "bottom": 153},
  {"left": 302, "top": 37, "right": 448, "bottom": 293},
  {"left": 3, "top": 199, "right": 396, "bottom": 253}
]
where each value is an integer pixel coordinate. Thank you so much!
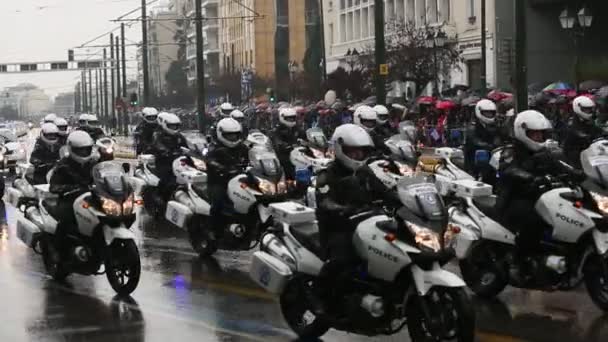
[
  {"left": 291, "top": 224, "right": 326, "bottom": 261},
  {"left": 472, "top": 196, "right": 500, "bottom": 222}
]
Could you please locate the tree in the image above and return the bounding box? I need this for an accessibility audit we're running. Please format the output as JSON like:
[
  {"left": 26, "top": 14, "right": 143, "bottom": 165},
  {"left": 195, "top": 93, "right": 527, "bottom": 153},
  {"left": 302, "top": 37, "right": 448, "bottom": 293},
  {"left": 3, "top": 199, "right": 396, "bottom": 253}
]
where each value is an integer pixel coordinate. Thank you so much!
[{"left": 356, "top": 21, "right": 462, "bottom": 97}]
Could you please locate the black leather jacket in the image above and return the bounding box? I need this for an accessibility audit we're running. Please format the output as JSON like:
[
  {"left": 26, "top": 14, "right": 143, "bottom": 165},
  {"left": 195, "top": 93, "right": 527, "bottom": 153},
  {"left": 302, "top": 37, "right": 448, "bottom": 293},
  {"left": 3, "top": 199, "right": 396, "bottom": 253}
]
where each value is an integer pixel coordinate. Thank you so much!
[
  {"left": 205, "top": 142, "right": 249, "bottom": 186},
  {"left": 134, "top": 122, "right": 158, "bottom": 154},
  {"left": 30, "top": 140, "right": 61, "bottom": 184},
  {"left": 464, "top": 122, "right": 504, "bottom": 173},
  {"left": 78, "top": 127, "right": 106, "bottom": 141},
  {"left": 50, "top": 157, "right": 95, "bottom": 196},
  {"left": 148, "top": 131, "right": 189, "bottom": 179},
  {"left": 563, "top": 117, "right": 603, "bottom": 169}
]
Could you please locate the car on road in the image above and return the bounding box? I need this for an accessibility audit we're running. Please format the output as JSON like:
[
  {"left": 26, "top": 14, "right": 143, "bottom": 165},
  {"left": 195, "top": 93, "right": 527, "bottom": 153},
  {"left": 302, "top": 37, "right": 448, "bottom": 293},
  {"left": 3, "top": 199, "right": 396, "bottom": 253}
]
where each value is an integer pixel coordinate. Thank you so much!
[{"left": 0, "top": 129, "right": 26, "bottom": 174}]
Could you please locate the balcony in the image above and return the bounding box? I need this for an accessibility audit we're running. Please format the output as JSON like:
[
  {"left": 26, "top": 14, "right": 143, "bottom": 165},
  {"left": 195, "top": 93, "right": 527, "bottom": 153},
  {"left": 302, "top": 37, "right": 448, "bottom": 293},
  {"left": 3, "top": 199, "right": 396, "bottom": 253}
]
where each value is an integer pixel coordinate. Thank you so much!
[
  {"left": 202, "top": 0, "right": 218, "bottom": 8},
  {"left": 203, "top": 18, "right": 219, "bottom": 30}
]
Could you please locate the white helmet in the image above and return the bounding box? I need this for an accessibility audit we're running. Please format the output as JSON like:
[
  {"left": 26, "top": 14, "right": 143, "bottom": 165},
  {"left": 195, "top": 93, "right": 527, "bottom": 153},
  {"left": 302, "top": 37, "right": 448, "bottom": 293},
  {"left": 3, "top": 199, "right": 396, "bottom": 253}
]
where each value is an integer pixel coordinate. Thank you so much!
[
  {"left": 159, "top": 112, "right": 181, "bottom": 135},
  {"left": 67, "top": 131, "right": 95, "bottom": 165},
  {"left": 279, "top": 107, "right": 297, "bottom": 128},
  {"left": 86, "top": 114, "right": 100, "bottom": 128},
  {"left": 54, "top": 118, "right": 69, "bottom": 136},
  {"left": 43, "top": 113, "right": 58, "bottom": 124},
  {"left": 142, "top": 107, "right": 159, "bottom": 123},
  {"left": 572, "top": 96, "right": 596, "bottom": 121},
  {"left": 475, "top": 99, "right": 498, "bottom": 126},
  {"left": 230, "top": 109, "right": 245, "bottom": 124},
  {"left": 331, "top": 124, "right": 375, "bottom": 171},
  {"left": 353, "top": 105, "right": 377, "bottom": 132},
  {"left": 219, "top": 102, "right": 235, "bottom": 117},
  {"left": 40, "top": 123, "right": 60, "bottom": 146},
  {"left": 513, "top": 110, "right": 553, "bottom": 152},
  {"left": 78, "top": 113, "right": 89, "bottom": 127},
  {"left": 373, "top": 105, "right": 389, "bottom": 124},
  {"left": 216, "top": 118, "right": 243, "bottom": 148}
]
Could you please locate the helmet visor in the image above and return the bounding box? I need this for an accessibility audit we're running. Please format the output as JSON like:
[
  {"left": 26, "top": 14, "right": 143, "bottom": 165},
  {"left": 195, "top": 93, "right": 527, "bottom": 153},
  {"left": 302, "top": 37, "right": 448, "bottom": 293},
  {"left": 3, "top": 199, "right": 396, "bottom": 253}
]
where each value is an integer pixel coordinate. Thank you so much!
[
  {"left": 361, "top": 118, "right": 376, "bottom": 129},
  {"left": 526, "top": 129, "right": 550, "bottom": 143},
  {"left": 221, "top": 109, "right": 232, "bottom": 116},
  {"left": 223, "top": 132, "right": 242, "bottom": 142},
  {"left": 72, "top": 146, "right": 93, "bottom": 158},
  {"left": 43, "top": 132, "right": 59, "bottom": 142},
  {"left": 283, "top": 115, "right": 296, "bottom": 123},
  {"left": 79, "top": 119, "right": 87, "bottom": 126},
  {"left": 377, "top": 114, "right": 389, "bottom": 122},
  {"left": 57, "top": 125, "right": 68, "bottom": 132},
  {"left": 581, "top": 105, "right": 596, "bottom": 115},
  {"left": 342, "top": 145, "right": 373, "bottom": 161},
  {"left": 166, "top": 123, "right": 181, "bottom": 131},
  {"left": 480, "top": 110, "right": 497, "bottom": 119},
  {"left": 89, "top": 120, "right": 100, "bottom": 128},
  {"left": 145, "top": 115, "right": 157, "bottom": 123}
]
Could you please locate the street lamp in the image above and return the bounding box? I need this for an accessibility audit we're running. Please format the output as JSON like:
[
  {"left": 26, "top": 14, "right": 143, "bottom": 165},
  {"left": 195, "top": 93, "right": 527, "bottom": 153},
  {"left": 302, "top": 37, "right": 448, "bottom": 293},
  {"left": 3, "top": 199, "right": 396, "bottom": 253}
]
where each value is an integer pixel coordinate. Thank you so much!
[
  {"left": 288, "top": 61, "right": 298, "bottom": 102},
  {"left": 426, "top": 30, "right": 447, "bottom": 96},
  {"left": 559, "top": 7, "right": 593, "bottom": 92}
]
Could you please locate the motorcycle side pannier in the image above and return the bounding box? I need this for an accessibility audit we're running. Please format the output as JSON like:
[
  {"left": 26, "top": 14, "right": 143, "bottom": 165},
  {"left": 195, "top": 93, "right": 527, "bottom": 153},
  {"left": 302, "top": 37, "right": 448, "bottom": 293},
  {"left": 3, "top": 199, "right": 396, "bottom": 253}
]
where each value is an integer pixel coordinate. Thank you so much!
[{"left": 250, "top": 251, "right": 292, "bottom": 294}]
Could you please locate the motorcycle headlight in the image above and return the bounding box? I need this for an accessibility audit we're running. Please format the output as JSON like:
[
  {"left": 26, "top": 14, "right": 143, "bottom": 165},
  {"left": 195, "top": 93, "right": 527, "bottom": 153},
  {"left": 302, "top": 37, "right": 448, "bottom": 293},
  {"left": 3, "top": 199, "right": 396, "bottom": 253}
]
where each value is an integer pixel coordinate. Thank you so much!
[
  {"left": 191, "top": 157, "right": 207, "bottom": 171},
  {"left": 396, "top": 162, "right": 414, "bottom": 176},
  {"left": 104, "top": 147, "right": 114, "bottom": 154},
  {"left": 101, "top": 197, "right": 123, "bottom": 217},
  {"left": 443, "top": 224, "right": 462, "bottom": 249},
  {"left": 0, "top": 154, "right": 4, "bottom": 161},
  {"left": 257, "top": 179, "right": 276, "bottom": 195},
  {"left": 310, "top": 148, "right": 325, "bottom": 159},
  {"left": 590, "top": 191, "right": 608, "bottom": 215},
  {"left": 407, "top": 222, "right": 441, "bottom": 252}
]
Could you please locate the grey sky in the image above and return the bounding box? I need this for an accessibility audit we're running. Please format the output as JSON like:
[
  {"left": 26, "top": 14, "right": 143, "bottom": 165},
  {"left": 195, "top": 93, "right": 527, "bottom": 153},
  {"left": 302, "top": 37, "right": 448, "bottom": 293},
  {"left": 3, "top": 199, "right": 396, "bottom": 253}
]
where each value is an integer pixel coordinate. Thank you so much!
[{"left": 0, "top": 0, "right": 156, "bottom": 99}]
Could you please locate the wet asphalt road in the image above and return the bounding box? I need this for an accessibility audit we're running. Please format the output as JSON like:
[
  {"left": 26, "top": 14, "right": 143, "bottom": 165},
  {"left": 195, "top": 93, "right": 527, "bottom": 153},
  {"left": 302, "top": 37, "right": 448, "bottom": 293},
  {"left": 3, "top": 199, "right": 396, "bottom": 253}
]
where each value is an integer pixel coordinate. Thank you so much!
[{"left": 1, "top": 204, "right": 607, "bottom": 342}]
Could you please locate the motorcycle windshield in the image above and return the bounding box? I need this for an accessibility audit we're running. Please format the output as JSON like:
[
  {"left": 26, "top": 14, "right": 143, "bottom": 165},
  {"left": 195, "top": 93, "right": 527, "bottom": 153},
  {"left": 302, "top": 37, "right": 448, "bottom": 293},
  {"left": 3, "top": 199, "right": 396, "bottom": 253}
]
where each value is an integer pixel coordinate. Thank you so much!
[
  {"left": 249, "top": 147, "right": 283, "bottom": 181},
  {"left": 306, "top": 128, "right": 328, "bottom": 149},
  {"left": 397, "top": 174, "right": 445, "bottom": 223},
  {"left": 92, "top": 162, "right": 129, "bottom": 199}
]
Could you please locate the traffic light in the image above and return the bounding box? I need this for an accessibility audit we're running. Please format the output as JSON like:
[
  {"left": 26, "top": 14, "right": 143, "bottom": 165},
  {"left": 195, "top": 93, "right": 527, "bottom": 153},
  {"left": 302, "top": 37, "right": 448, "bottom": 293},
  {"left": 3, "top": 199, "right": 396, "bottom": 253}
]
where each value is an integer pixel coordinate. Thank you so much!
[
  {"left": 267, "top": 88, "right": 276, "bottom": 103},
  {"left": 68, "top": 49, "right": 74, "bottom": 62},
  {"left": 130, "top": 93, "right": 138, "bottom": 106}
]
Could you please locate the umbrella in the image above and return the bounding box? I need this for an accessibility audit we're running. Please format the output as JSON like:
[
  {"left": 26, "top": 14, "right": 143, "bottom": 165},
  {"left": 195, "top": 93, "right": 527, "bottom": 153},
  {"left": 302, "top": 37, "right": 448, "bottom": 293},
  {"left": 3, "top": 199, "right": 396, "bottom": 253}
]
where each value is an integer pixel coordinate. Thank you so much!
[
  {"left": 487, "top": 90, "right": 512, "bottom": 102},
  {"left": 543, "top": 81, "right": 574, "bottom": 92},
  {"left": 436, "top": 100, "right": 456, "bottom": 111},
  {"left": 528, "top": 81, "right": 552, "bottom": 95},
  {"left": 579, "top": 80, "right": 606, "bottom": 92}
]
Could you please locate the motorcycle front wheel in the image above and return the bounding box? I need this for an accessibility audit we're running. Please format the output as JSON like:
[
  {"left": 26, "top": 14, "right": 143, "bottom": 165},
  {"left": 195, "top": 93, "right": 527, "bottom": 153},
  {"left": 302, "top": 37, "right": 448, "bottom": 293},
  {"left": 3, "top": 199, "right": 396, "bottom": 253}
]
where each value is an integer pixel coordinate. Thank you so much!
[
  {"left": 105, "top": 239, "right": 141, "bottom": 296},
  {"left": 584, "top": 251, "right": 608, "bottom": 312},
  {"left": 459, "top": 242, "right": 508, "bottom": 298},
  {"left": 41, "top": 235, "right": 70, "bottom": 281},
  {"left": 280, "top": 277, "right": 329, "bottom": 339},
  {"left": 407, "top": 287, "right": 475, "bottom": 342}
]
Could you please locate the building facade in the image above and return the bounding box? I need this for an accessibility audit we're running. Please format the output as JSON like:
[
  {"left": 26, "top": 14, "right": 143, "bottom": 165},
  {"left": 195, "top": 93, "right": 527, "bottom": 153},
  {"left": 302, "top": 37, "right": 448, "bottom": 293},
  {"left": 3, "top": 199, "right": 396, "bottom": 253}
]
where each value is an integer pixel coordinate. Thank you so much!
[
  {"left": 1, "top": 84, "right": 51, "bottom": 117},
  {"left": 148, "top": 6, "right": 180, "bottom": 96},
  {"left": 53, "top": 92, "right": 75, "bottom": 116},
  {"left": 182, "top": 0, "right": 221, "bottom": 85}
]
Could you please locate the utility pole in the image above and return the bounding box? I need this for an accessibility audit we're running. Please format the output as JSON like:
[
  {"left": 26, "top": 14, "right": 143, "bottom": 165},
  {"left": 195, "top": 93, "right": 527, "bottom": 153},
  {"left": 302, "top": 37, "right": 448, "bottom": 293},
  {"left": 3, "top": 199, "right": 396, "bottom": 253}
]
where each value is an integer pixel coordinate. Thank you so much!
[
  {"left": 88, "top": 68, "right": 93, "bottom": 114},
  {"left": 141, "top": 0, "right": 150, "bottom": 105},
  {"left": 96, "top": 69, "right": 100, "bottom": 114},
  {"left": 81, "top": 71, "right": 87, "bottom": 112},
  {"left": 195, "top": 0, "right": 206, "bottom": 132},
  {"left": 103, "top": 48, "right": 109, "bottom": 128},
  {"left": 514, "top": 0, "right": 527, "bottom": 112},
  {"left": 480, "top": 0, "right": 487, "bottom": 95},
  {"left": 374, "top": 0, "right": 387, "bottom": 105},
  {"left": 116, "top": 35, "right": 123, "bottom": 134},
  {"left": 318, "top": 0, "right": 327, "bottom": 82},
  {"left": 121, "top": 23, "right": 128, "bottom": 135},
  {"left": 110, "top": 34, "right": 116, "bottom": 131}
]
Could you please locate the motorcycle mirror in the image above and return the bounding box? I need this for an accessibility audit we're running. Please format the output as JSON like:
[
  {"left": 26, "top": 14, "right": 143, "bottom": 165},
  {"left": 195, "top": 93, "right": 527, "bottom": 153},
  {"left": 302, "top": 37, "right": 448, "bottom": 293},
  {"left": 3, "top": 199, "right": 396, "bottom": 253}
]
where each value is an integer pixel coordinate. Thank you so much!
[{"left": 122, "top": 163, "right": 131, "bottom": 174}]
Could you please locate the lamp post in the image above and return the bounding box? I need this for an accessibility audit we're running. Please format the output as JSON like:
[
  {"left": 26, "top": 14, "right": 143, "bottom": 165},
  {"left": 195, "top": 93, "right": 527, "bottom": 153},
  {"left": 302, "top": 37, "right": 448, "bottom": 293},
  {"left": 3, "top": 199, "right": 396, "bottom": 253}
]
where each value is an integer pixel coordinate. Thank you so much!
[
  {"left": 288, "top": 61, "right": 298, "bottom": 102},
  {"left": 559, "top": 6, "right": 593, "bottom": 92},
  {"left": 426, "top": 30, "right": 447, "bottom": 96}
]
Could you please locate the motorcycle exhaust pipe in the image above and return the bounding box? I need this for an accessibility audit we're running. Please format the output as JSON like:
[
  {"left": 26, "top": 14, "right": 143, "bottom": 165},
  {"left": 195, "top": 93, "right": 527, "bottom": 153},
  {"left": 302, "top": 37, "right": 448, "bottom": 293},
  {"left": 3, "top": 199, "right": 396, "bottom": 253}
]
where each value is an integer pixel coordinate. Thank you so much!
[{"left": 261, "top": 234, "right": 297, "bottom": 271}]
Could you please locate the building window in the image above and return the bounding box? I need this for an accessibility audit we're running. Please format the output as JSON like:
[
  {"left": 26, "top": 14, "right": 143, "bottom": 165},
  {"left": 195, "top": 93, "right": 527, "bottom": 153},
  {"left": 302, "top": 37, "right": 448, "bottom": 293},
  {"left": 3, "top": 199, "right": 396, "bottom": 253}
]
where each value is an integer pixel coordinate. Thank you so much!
[
  {"left": 406, "top": 0, "right": 415, "bottom": 24},
  {"left": 427, "top": 0, "right": 438, "bottom": 23},
  {"left": 353, "top": 10, "right": 360, "bottom": 40},
  {"left": 340, "top": 14, "right": 346, "bottom": 42},
  {"left": 340, "top": 0, "right": 345, "bottom": 10},
  {"left": 468, "top": 0, "right": 476, "bottom": 23},
  {"left": 361, "top": 7, "right": 369, "bottom": 37},
  {"left": 438, "top": 0, "right": 450, "bottom": 22}
]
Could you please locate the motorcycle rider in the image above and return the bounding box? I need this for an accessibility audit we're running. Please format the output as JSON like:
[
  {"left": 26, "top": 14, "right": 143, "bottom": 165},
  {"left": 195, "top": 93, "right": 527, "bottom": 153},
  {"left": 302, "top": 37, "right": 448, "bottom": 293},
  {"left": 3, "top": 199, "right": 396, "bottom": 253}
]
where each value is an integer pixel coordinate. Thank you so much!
[
  {"left": 77, "top": 114, "right": 105, "bottom": 141},
  {"left": 54, "top": 117, "right": 69, "bottom": 145},
  {"left": 563, "top": 96, "right": 602, "bottom": 169},
  {"left": 271, "top": 107, "right": 304, "bottom": 180},
  {"left": 49, "top": 131, "right": 98, "bottom": 254},
  {"left": 464, "top": 99, "right": 504, "bottom": 184},
  {"left": 43, "top": 113, "right": 58, "bottom": 124},
  {"left": 148, "top": 113, "right": 189, "bottom": 204},
  {"left": 372, "top": 104, "right": 395, "bottom": 141},
  {"left": 353, "top": 105, "right": 377, "bottom": 134},
  {"left": 230, "top": 109, "right": 248, "bottom": 135},
  {"left": 208, "top": 103, "right": 235, "bottom": 142},
  {"left": 497, "top": 110, "right": 584, "bottom": 282},
  {"left": 313, "top": 124, "right": 394, "bottom": 314},
  {"left": 29, "top": 123, "right": 61, "bottom": 184},
  {"left": 134, "top": 107, "right": 159, "bottom": 154},
  {"left": 206, "top": 118, "right": 249, "bottom": 232}
]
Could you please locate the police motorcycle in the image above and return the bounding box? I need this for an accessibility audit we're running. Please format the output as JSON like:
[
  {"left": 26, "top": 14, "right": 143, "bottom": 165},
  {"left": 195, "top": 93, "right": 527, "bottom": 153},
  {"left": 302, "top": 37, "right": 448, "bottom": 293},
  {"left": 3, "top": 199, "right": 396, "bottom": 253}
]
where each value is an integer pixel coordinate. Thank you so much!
[
  {"left": 289, "top": 128, "right": 333, "bottom": 174},
  {"left": 418, "top": 147, "right": 474, "bottom": 185},
  {"left": 97, "top": 137, "right": 116, "bottom": 161},
  {"left": 166, "top": 145, "right": 293, "bottom": 257},
  {"left": 11, "top": 161, "right": 143, "bottom": 295},
  {"left": 244, "top": 129, "right": 273, "bottom": 150},
  {"left": 443, "top": 144, "right": 608, "bottom": 311},
  {"left": 250, "top": 174, "right": 474, "bottom": 341},
  {"left": 368, "top": 135, "right": 420, "bottom": 190}
]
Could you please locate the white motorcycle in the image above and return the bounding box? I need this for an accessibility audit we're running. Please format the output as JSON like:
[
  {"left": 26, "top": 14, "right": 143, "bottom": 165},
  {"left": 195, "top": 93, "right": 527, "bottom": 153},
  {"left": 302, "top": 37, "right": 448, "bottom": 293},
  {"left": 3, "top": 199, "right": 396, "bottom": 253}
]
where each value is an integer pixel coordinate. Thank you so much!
[
  {"left": 289, "top": 128, "right": 333, "bottom": 174},
  {"left": 250, "top": 175, "right": 474, "bottom": 341},
  {"left": 419, "top": 147, "right": 473, "bottom": 184},
  {"left": 368, "top": 136, "right": 419, "bottom": 189},
  {"left": 12, "top": 161, "right": 143, "bottom": 295},
  {"left": 97, "top": 137, "right": 116, "bottom": 161},
  {"left": 244, "top": 129, "right": 273, "bottom": 150},
  {"left": 445, "top": 147, "right": 608, "bottom": 311},
  {"left": 165, "top": 146, "right": 293, "bottom": 257}
]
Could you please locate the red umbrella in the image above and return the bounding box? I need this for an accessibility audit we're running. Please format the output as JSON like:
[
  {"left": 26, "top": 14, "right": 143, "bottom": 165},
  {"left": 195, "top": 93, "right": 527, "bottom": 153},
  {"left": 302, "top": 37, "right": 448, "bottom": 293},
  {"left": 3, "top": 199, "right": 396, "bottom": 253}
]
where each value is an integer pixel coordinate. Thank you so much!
[
  {"left": 416, "top": 96, "right": 436, "bottom": 105},
  {"left": 436, "top": 100, "right": 456, "bottom": 111},
  {"left": 487, "top": 90, "right": 512, "bottom": 102}
]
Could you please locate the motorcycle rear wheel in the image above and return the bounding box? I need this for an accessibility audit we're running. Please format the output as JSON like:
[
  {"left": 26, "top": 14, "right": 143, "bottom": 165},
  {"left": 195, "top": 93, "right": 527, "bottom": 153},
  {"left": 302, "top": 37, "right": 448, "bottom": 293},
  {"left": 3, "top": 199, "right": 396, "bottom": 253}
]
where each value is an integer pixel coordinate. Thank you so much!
[
  {"left": 41, "top": 236, "right": 70, "bottom": 281},
  {"left": 407, "top": 287, "right": 475, "bottom": 342},
  {"left": 280, "top": 277, "right": 329, "bottom": 339},
  {"left": 105, "top": 240, "right": 141, "bottom": 296},
  {"left": 584, "top": 251, "right": 608, "bottom": 312}
]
